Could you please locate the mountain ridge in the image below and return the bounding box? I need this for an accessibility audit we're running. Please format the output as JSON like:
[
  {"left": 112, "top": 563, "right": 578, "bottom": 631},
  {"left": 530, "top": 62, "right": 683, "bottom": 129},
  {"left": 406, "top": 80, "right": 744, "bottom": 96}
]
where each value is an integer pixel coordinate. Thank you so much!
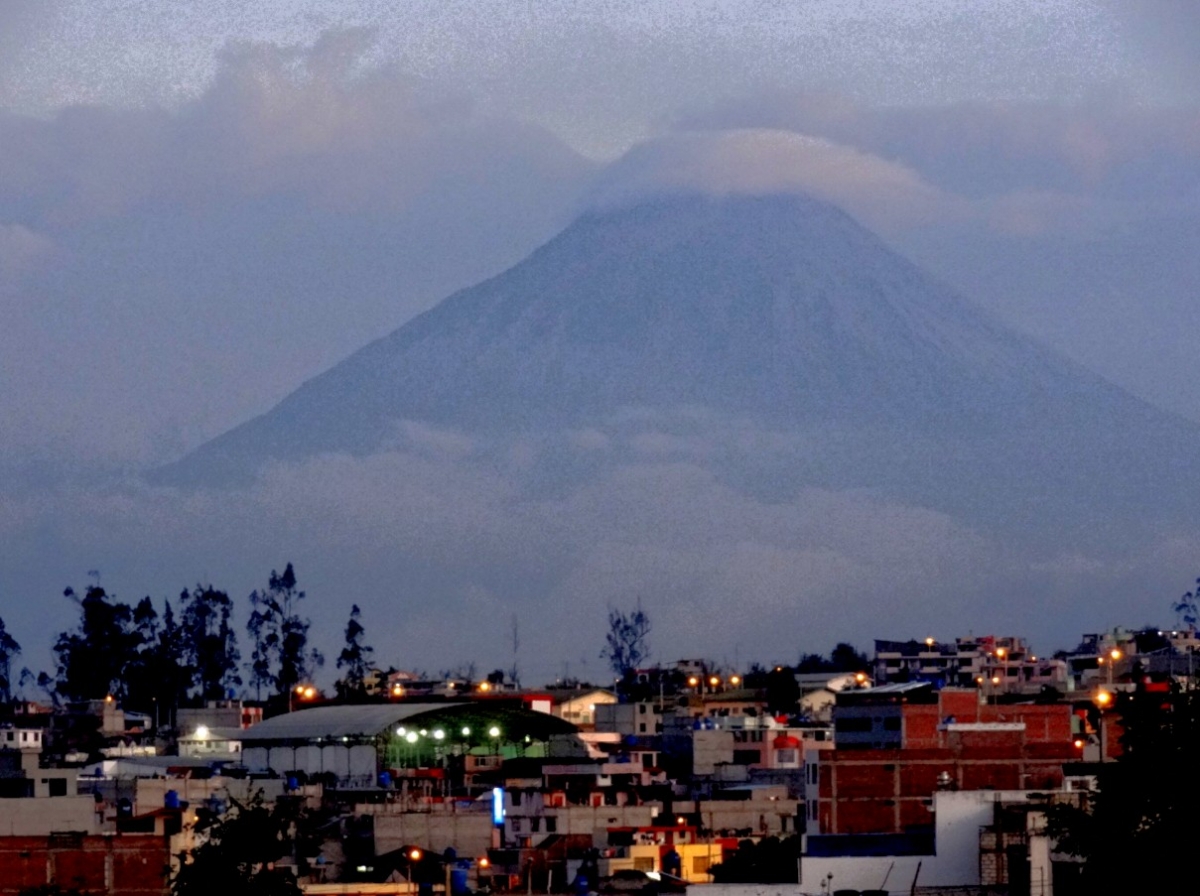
[{"left": 153, "top": 192, "right": 1200, "bottom": 532}]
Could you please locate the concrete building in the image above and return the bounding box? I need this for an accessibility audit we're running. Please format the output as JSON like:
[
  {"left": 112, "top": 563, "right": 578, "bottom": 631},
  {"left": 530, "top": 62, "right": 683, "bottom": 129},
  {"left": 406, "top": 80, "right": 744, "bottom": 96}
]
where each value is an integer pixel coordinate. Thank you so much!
[
  {"left": 800, "top": 789, "right": 1074, "bottom": 894},
  {"left": 548, "top": 688, "right": 617, "bottom": 730},
  {"left": 874, "top": 636, "right": 1067, "bottom": 695},
  {"left": 594, "top": 700, "right": 661, "bottom": 736}
]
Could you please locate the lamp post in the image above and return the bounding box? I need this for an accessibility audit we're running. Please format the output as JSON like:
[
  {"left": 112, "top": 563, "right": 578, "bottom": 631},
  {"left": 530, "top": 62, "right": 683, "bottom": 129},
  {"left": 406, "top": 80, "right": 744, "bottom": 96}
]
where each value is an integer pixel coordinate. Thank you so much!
[{"left": 1094, "top": 689, "right": 1113, "bottom": 762}]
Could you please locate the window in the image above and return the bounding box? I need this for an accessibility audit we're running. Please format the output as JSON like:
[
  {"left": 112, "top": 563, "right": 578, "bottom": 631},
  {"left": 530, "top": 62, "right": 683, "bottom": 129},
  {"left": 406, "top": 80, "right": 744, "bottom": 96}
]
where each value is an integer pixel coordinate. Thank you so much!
[
  {"left": 776, "top": 748, "right": 798, "bottom": 764},
  {"left": 638, "top": 704, "right": 646, "bottom": 715},
  {"left": 883, "top": 717, "right": 901, "bottom": 731},
  {"left": 49, "top": 778, "right": 67, "bottom": 797},
  {"left": 531, "top": 818, "right": 541, "bottom": 832},
  {"left": 692, "top": 856, "right": 711, "bottom": 875},
  {"left": 639, "top": 723, "right": 647, "bottom": 733},
  {"left": 511, "top": 790, "right": 522, "bottom": 807},
  {"left": 545, "top": 817, "right": 557, "bottom": 833},
  {"left": 835, "top": 717, "right": 872, "bottom": 733}
]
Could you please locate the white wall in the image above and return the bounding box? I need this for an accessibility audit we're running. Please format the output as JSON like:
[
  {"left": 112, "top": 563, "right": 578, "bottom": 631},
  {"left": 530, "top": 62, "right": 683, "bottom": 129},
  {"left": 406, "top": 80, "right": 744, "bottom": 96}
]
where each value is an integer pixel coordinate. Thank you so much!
[
  {"left": 0, "top": 796, "right": 101, "bottom": 835},
  {"left": 801, "top": 789, "right": 1033, "bottom": 890}
]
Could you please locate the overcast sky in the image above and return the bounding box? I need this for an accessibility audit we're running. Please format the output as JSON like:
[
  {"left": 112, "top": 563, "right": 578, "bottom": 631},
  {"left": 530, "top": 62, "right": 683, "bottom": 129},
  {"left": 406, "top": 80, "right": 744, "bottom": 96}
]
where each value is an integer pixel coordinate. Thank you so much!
[{"left": 2, "top": 1, "right": 1198, "bottom": 685}]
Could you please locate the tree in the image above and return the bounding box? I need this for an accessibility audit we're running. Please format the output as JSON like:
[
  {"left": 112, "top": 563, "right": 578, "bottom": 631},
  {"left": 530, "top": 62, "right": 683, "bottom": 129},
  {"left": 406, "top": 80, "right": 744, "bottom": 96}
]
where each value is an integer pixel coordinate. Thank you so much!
[
  {"left": 1173, "top": 576, "right": 1199, "bottom": 629},
  {"left": 246, "top": 587, "right": 278, "bottom": 701},
  {"left": 180, "top": 585, "right": 242, "bottom": 701},
  {"left": 123, "top": 597, "right": 162, "bottom": 712},
  {"left": 601, "top": 603, "right": 651, "bottom": 679},
  {"left": 53, "top": 584, "right": 138, "bottom": 702},
  {"left": 829, "top": 642, "right": 869, "bottom": 672},
  {"left": 245, "top": 563, "right": 322, "bottom": 700},
  {"left": 170, "top": 792, "right": 303, "bottom": 896},
  {"left": 795, "top": 642, "right": 870, "bottom": 674},
  {"left": 1048, "top": 686, "right": 1200, "bottom": 889},
  {"left": 0, "top": 616, "right": 20, "bottom": 704},
  {"left": 335, "top": 605, "right": 374, "bottom": 700},
  {"left": 123, "top": 597, "right": 192, "bottom": 723},
  {"left": 765, "top": 665, "right": 801, "bottom": 715}
]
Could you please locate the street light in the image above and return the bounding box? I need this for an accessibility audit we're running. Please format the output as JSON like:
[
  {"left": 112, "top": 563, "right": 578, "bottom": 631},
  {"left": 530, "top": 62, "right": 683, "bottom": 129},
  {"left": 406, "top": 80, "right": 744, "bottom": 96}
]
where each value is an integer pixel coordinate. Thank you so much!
[{"left": 1094, "top": 690, "right": 1113, "bottom": 761}]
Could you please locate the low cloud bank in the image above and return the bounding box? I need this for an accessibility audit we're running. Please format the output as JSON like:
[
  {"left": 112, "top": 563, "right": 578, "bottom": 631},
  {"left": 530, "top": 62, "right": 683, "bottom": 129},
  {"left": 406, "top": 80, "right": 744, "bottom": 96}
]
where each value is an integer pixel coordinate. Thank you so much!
[{"left": 2, "top": 418, "right": 1194, "bottom": 685}]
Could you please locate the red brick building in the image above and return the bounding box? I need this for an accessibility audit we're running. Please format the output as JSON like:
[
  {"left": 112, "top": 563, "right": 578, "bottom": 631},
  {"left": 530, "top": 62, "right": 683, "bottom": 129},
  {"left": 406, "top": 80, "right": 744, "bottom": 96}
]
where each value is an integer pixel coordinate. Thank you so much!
[
  {"left": 805, "top": 685, "right": 1078, "bottom": 839},
  {"left": 0, "top": 834, "right": 169, "bottom": 896}
]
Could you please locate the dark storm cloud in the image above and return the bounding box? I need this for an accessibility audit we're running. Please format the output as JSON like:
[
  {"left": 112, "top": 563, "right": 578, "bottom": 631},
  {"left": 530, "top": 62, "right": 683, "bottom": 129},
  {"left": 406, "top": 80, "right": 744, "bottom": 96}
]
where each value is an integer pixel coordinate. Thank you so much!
[
  {"left": 0, "top": 30, "right": 594, "bottom": 469},
  {"left": 3, "top": 6, "right": 1200, "bottom": 684}
]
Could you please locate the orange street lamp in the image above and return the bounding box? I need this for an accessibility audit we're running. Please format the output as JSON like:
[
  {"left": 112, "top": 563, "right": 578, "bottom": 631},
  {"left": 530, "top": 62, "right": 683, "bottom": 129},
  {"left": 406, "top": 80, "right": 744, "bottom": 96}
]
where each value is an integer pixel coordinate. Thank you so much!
[
  {"left": 479, "top": 681, "right": 491, "bottom": 692},
  {"left": 409, "top": 848, "right": 423, "bottom": 862},
  {"left": 729, "top": 675, "right": 741, "bottom": 686},
  {"left": 708, "top": 675, "right": 720, "bottom": 688},
  {"left": 687, "top": 676, "right": 699, "bottom": 687}
]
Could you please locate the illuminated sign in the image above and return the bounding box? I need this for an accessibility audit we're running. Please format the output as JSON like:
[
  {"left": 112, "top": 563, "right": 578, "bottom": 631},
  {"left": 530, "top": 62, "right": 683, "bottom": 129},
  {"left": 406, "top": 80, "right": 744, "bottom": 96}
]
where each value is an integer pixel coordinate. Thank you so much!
[{"left": 492, "top": 787, "right": 505, "bottom": 826}]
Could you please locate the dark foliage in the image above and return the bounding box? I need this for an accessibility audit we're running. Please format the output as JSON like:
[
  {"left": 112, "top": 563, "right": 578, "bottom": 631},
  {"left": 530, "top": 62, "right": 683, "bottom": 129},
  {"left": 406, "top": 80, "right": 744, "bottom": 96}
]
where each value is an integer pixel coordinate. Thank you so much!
[
  {"left": 245, "top": 564, "right": 323, "bottom": 701},
  {"left": 181, "top": 585, "right": 242, "bottom": 701},
  {"left": 796, "top": 642, "right": 870, "bottom": 674},
  {"left": 1048, "top": 685, "right": 1200, "bottom": 889},
  {"left": 53, "top": 585, "right": 139, "bottom": 702},
  {"left": 335, "top": 604, "right": 374, "bottom": 701},
  {"left": 0, "top": 616, "right": 20, "bottom": 703},
  {"left": 171, "top": 792, "right": 305, "bottom": 896},
  {"left": 764, "top": 666, "right": 801, "bottom": 715},
  {"left": 709, "top": 836, "right": 801, "bottom": 883},
  {"left": 601, "top": 603, "right": 651, "bottom": 679}
]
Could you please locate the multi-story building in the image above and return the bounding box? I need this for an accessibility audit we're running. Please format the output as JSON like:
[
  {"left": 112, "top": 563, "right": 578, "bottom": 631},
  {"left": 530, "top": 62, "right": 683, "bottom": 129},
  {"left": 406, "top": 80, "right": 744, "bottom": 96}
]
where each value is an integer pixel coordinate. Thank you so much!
[
  {"left": 805, "top": 684, "right": 1078, "bottom": 847},
  {"left": 874, "top": 636, "right": 1067, "bottom": 695}
]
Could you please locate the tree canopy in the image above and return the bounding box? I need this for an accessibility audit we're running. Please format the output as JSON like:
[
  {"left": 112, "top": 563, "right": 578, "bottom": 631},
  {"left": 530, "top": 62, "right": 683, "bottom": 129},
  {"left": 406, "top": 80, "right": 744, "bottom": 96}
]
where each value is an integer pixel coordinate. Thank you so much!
[{"left": 602, "top": 603, "right": 651, "bottom": 679}]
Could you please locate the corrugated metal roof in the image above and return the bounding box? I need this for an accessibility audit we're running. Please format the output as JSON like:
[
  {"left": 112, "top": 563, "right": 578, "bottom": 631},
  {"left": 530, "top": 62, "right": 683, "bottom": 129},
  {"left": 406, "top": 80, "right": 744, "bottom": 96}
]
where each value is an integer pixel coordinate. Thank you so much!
[
  {"left": 240, "top": 703, "right": 463, "bottom": 741},
  {"left": 857, "top": 682, "right": 933, "bottom": 694}
]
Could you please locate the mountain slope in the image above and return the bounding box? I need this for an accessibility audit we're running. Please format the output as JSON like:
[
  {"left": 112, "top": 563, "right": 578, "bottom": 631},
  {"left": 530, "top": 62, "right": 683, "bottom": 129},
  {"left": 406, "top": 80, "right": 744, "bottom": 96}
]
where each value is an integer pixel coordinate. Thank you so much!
[{"left": 155, "top": 193, "right": 1199, "bottom": 530}]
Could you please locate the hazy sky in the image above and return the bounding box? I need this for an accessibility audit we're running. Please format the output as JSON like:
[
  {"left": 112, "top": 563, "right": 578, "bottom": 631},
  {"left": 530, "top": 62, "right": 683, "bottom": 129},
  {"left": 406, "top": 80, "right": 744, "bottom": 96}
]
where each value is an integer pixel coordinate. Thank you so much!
[{"left": 2, "top": 1, "right": 1198, "bottom": 685}]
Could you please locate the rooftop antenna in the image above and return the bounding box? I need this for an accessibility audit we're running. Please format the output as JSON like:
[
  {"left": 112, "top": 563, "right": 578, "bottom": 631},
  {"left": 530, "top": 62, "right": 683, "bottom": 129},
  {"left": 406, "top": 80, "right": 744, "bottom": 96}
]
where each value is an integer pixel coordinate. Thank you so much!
[{"left": 509, "top": 614, "right": 520, "bottom": 687}]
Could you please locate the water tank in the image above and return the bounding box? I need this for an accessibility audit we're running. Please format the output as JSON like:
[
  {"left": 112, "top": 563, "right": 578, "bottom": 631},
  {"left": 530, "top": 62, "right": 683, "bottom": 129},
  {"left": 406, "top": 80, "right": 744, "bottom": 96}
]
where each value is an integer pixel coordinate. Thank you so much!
[{"left": 164, "top": 790, "right": 180, "bottom": 809}]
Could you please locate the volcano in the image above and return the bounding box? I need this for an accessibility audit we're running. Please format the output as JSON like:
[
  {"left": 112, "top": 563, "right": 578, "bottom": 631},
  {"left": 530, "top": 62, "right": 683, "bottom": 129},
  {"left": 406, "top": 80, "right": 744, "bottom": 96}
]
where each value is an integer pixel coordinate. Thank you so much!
[{"left": 156, "top": 193, "right": 1199, "bottom": 533}]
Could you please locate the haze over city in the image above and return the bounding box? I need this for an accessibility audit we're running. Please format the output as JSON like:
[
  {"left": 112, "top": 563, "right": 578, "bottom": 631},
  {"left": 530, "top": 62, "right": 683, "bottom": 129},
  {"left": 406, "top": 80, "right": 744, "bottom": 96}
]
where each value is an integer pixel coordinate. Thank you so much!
[{"left": 3, "top": 0, "right": 1200, "bottom": 684}]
